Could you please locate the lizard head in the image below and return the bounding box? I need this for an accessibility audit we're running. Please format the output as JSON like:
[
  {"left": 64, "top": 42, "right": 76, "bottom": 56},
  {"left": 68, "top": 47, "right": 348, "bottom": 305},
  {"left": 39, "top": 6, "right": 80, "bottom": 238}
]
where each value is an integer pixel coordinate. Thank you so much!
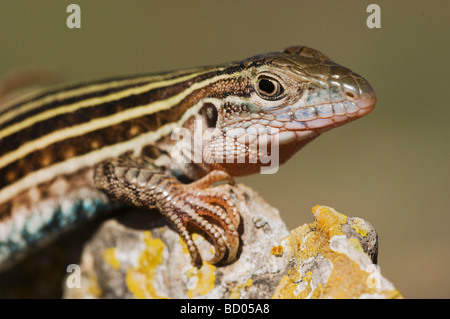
[{"left": 196, "top": 46, "right": 377, "bottom": 176}]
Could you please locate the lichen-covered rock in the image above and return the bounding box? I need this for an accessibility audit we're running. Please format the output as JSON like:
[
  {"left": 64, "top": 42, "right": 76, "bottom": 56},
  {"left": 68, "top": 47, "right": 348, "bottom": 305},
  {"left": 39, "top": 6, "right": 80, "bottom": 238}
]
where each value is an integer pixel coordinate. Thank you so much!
[
  {"left": 273, "top": 205, "right": 401, "bottom": 299},
  {"left": 63, "top": 184, "right": 401, "bottom": 299}
]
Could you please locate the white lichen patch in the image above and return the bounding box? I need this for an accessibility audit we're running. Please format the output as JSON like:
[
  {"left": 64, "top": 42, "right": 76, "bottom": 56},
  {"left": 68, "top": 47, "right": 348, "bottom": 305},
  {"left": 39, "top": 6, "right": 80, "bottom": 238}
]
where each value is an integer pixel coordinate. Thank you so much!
[
  {"left": 114, "top": 242, "right": 144, "bottom": 268},
  {"left": 295, "top": 255, "right": 333, "bottom": 298},
  {"left": 299, "top": 230, "right": 314, "bottom": 252},
  {"left": 293, "top": 279, "right": 308, "bottom": 296},
  {"left": 329, "top": 234, "right": 372, "bottom": 269}
]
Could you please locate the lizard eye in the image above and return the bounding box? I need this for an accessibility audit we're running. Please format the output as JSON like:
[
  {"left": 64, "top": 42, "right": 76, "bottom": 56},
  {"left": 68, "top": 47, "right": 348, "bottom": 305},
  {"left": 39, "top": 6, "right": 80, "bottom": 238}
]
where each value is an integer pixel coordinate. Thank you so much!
[{"left": 256, "top": 76, "right": 284, "bottom": 100}]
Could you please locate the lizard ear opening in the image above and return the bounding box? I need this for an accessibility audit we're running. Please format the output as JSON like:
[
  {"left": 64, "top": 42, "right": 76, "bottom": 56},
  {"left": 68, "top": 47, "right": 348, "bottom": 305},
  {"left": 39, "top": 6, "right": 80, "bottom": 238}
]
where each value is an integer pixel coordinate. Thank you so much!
[{"left": 200, "top": 103, "right": 218, "bottom": 129}]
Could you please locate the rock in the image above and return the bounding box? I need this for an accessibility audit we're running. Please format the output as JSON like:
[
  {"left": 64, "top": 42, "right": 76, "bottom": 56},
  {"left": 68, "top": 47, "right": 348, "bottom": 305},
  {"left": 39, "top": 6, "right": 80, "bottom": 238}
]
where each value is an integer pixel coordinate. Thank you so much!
[
  {"left": 63, "top": 184, "right": 401, "bottom": 299},
  {"left": 273, "top": 205, "right": 399, "bottom": 299}
]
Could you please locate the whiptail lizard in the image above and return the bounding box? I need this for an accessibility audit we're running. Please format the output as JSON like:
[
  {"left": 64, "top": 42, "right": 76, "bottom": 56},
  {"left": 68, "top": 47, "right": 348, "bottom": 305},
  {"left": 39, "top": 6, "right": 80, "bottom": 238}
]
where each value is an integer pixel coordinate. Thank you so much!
[{"left": 0, "top": 46, "right": 376, "bottom": 269}]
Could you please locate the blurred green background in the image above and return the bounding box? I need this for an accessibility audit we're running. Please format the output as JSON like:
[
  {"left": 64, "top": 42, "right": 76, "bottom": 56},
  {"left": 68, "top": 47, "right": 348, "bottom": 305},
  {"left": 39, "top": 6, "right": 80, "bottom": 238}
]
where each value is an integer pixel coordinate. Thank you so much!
[{"left": 0, "top": 0, "right": 448, "bottom": 298}]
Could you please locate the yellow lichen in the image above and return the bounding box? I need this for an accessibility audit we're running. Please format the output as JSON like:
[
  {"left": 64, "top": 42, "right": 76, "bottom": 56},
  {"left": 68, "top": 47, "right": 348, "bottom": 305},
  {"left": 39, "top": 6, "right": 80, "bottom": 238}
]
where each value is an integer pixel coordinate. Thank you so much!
[
  {"left": 186, "top": 261, "right": 216, "bottom": 298},
  {"left": 312, "top": 205, "right": 347, "bottom": 237},
  {"left": 272, "top": 276, "right": 291, "bottom": 298},
  {"left": 273, "top": 267, "right": 308, "bottom": 299},
  {"left": 271, "top": 245, "right": 283, "bottom": 256},
  {"left": 176, "top": 232, "right": 217, "bottom": 298},
  {"left": 87, "top": 274, "right": 102, "bottom": 298},
  {"left": 179, "top": 234, "right": 190, "bottom": 256},
  {"left": 312, "top": 283, "right": 325, "bottom": 298},
  {"left": 348, "top": 237, "right": 365, "bottom": 253},
  {"left": 273, "top": 205, "right": 402, "bottom": 299},
  {"left": 321, "top": 251, "right": 367, "bottom": 298},
  {"left": 103, "top": 247, "right": 120, "bottom": 270},
  {"left": 289, "top": 224, "right": 325, "bottom": 261},
  {"left": 384, "top": 289, "right": 403, "bottom": 299},
  {"left": 351, "top": 218, "right": 369, "bottom": 237},
  {"left": 231, "top": 278, "right": 253, "bottom": 299},
  {"left": 298, "top": 271, "right": 314, "bottom": 299},
  {"left": 125, "top": 231, "right": 168, "bottom": 299},
  {"left": 273, "top": 269, "right": 324, "bottom": 299},
  {"left": 179, "top": 233, "right": 214, "bottom": 259}
]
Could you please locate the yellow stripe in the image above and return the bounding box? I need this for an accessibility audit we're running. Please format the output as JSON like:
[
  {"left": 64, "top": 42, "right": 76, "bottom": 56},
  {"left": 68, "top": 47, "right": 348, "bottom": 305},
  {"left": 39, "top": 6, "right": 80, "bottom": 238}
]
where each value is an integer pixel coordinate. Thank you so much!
[
  {"left": 0, "top": 73, "right": 235, "bottom": 170},
  {"left": 0, "top": 73, "right": 175, "bottom": 123},
  {"left": 0, "top": 66, "right": 217, "bottom": 134},
  {"left": 0, "top": 97, "right": 221, "bottom": 205}
]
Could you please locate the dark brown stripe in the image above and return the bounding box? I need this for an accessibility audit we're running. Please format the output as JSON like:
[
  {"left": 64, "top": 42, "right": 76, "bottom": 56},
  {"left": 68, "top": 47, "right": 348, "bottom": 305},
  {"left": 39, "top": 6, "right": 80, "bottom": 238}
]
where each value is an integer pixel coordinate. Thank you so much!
[
  {"left": 0, "top": 81, "right": 148, "bottom": 130},
  {"left": 0, "top": 70, "right": 196, "bottom": 118},
  {"left": 0, "top": 68, "right": 243, "bottom": 157},
  {"left": 0, "top": 75, "right": 250, "bottom": 189},
  {"left": 0, "top": 68, "right": 218, "bottom": 131}
]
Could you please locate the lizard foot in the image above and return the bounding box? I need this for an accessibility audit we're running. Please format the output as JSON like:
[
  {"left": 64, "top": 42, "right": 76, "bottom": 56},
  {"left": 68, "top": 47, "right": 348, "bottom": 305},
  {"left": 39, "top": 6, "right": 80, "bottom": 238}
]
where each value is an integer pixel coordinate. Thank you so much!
[
  {"left": 157, "top": 171, "right": 240, "bottom": 266},
  {"left": 95, "top": 161, "right": 241, "bottom": 267}
]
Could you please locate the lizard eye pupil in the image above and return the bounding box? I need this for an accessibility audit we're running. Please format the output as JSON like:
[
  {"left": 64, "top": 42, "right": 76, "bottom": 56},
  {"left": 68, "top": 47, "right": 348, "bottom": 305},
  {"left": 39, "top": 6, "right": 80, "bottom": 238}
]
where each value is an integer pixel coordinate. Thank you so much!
[
  {"left": 258, "top": 79, "right": 276, "bottom": 95},
  {"left": 256, "top": 76, "right": 284, "bottom": 99}
]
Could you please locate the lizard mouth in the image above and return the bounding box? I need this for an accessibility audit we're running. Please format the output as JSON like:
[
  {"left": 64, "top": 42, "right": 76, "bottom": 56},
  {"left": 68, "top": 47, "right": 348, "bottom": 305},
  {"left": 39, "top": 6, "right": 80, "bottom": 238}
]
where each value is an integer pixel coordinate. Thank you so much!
[
  {"left": 221, "top": 69, "right": 377, "bottom": 147},
  {"left": 222, "top": 77, "right": 376, "bottom": 147},
  {"left": 226, "top": 96, "right": 376, "bottom": 147}
]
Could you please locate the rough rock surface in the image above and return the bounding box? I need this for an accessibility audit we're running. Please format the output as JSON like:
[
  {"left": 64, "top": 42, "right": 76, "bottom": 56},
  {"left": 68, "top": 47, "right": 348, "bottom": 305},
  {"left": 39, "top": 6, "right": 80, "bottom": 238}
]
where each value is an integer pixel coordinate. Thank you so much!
[{"left": 63, "top": 184, "right": 401, "bottom": 299}]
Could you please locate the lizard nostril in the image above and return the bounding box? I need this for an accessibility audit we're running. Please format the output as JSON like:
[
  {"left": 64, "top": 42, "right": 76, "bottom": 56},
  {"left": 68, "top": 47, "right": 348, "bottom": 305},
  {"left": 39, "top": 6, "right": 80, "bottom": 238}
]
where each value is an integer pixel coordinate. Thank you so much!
[{"left": 345, "top": 92, "right": 355, "bottom": 99}]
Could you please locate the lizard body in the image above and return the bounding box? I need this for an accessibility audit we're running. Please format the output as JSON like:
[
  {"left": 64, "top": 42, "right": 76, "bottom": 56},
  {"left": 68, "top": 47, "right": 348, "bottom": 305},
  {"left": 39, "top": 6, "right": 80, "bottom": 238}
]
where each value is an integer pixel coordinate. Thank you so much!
[{"left": 0, "top": 46, "right": 376, "bottom": 269}]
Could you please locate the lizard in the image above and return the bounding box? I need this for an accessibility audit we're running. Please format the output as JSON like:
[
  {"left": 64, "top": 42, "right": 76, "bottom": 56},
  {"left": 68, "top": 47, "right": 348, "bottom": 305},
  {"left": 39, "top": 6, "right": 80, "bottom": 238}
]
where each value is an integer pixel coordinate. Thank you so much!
[{"left": 0, "top": 46, "right": 376, "bottom": 269}]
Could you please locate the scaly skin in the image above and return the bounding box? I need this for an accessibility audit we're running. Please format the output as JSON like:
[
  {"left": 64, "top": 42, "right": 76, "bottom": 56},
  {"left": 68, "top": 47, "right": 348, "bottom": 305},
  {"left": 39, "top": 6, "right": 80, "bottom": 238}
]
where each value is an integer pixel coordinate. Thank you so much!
[
  {"left": 0, "top": 46, "right": 376, "bottom": 268},
  {"left": 95, "top": 46, "right": 376, "bottom": 265}
]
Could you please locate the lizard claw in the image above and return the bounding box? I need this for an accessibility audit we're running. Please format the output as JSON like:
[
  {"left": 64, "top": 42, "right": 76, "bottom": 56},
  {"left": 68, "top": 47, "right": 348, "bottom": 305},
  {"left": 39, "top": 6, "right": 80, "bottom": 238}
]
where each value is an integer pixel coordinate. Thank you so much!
[
  {"left": 157, "top": 170, "right": 240, "bottom": 266},
  {"left": 95, "top": 161, "right": 240, "bottom": 266}
]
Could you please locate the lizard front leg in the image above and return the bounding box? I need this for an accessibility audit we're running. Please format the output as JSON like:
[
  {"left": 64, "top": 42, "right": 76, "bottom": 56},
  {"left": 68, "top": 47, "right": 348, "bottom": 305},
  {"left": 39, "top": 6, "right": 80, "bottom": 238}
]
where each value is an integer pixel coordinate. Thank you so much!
[{"left": 94, "top": 157, "right": 240, "bottom": 266}]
